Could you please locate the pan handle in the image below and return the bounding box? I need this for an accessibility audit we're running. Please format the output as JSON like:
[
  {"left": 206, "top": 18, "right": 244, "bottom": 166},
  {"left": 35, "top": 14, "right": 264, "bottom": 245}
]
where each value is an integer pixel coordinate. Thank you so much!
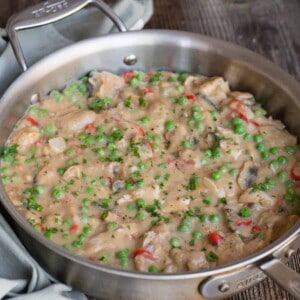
[
  {"left": 6, "top": 0, "right": 128, "bottom": 72},
  {"left": 259, "top": 258, "right": 300, "bottom": 299}
]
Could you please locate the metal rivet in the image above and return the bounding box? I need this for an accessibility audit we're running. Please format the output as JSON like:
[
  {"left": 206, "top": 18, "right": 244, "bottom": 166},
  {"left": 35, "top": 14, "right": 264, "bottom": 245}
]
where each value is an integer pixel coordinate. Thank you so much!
[
  {"left": 123, "top": 54, "right": 137, "bottom": 65},
  {"left": 30, "top": 93, "right": 40, "bottom": 104},
  {"left": 218, "top": 283, "right": 230, "bottom": 293},
  {"left": 286, "top": 248, "right": 295, "bottom": 259}
]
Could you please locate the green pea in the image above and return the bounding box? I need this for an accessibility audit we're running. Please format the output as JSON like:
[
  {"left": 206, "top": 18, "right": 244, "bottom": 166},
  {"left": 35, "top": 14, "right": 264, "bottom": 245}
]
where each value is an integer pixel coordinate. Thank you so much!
[
  {"left": 285, "top": 146, "right": 297, "bottom": 155},
  {"left": 125, "top": 181, "right": 135, "bottom": 191},
  {"left": 35, "top": 186, "right": 45, "bottom": 195},
  {"left": 209, "top": 214, "right": 220, "bottom": 224},
  {"left": 253, "top": 134, "right": 264, "bottom": 143},
  {"left": 136, "top": 198, "right": 146, "bottom": 209},
  {"left": 181, "top": 140, "right": 192, "bottom": 149},
  {"left": 176, "top": 85, "right": 184, "bottom": 92},
  {"left": 96, "top": 148, "right": 106, "bottom": 157},
  {"left": 138, "top": 162, "right": 147, "bottom": 171},
  {"left": 211, "top": 171, "right": 222, "bottom": 181},
  {"left": 120, "top": 258, "right": 129, "bottom": 267},
  {"left": 66, "top": 148, "right": 76, "bottom": 156},
  {"left": 136, "top": 179, "right": 145, "bottom": 188},
  {"left": 107, "top": 222, "right": 118, "bottom": 231},
  {"left": 107, "top": 143, "right": 117, "bottom": 150},
  {"left": 243, "top": 133, "right": 252, "bottom": 141},
  {"left": 83, "top": 226, "right": 92, "bottom": 234},
  {"left": 179, "top": 224, "right": 190, "bottom": 233},
  {"left": 165, "top": 121, "right": 176, "bottom": 131},
  {"left": 256, "top": 143, "right": 265, "bottom": 153},
  {"left": 127, "top": 203, "right": 137, "bottom": 211},
  {"left": 177, "top": 96, "right": 188, "bottom": 106},
  {"left": 97, "top": 126, "right": 105, "bottom": 134},
  {"left": 192, "top": 231, "right": 203, "bottom": 240},
  {"left": 86, "top": 186, "right": 94, "bottom": 194},
  {"left": 199, "top": 214, "right": 209, "bottom": 223},
  {"left": 148, "top": 265, "right": 159, "bottom": 272},
  {"left": 278, "top": 156, "right": 288, "bottom": 165},
  {"left": 72, "top": 240, "right": 83, "bottom": 249},
  {"left": 195, "top": 121, "right": 205, "bottom": 131},
  {"left": 62, "top": 233, "right": 70, "bottom": 240},
  {"left": 187, "top": 118, "right": 196, "bottom": 127},
  {"left": 82, "top": 198, "right": 91, "bottom": 206},
  {"left": 170, "top": 237, "right": 182, "bottom": 248},
  {"left": 219, "top": 165, "right": 229, "bottom": 173},
  {"left": 177, "top": 73, "right": 188, "bottom": 82},
  {"left": 52, "top": 187, "right": 64, "bottom": 200},
  {"left": 183, "top": 216, "right": 194, "bottom": 226},
  {"left": 117, "top": 248, "right": 130, "bottom": 259},
  {"left": 261, "top": 152, "right": 270, "bottom": 160},
  {"left": 270, "top": 147, "right": 280, "bottom": 155},
  {"left": 266, "top": 178, "right": 276, "bottom": 189},
  {"left": 204, "top": 149, "right": 212, "bottom": 158},
  {"left": 234, "top": 124, "right": 245, "bottom": 135},
  {"left": 206, "top": 251, "right": 218, "bottom": 262},
  {"left": 96, "top": 135, "right": 106, "bottom": 144},
  {"left": 78, "top": 133, "right": 87, "bottom": 141},
  {"left": 240, "top": 207, "right": 252, "bottom": 218},
  {"left": 277, "top": 171, "right": 288, "bottom": 182},
  {"left": 136, "top": 212, "right": 146, "bottom": 221},
  {"left": 203, "top": 197, "right": 214, "bottom": 205},
  {"left": 232, "top": 117, "right": 243, "bottom": 125},
  {"left": 78, "top": 233, "right": 87, "bottom": 242},
  {"left": 191, "top": 106, "right": 201, "bottom": 113},
  {"left": 192, "top": 111, "right": 203, "bottom": 121},
  {"left": 168, "top": 75, "right": 177, "bottom": 82},
  {"left": 63, "top": 219, "right": 73, "bottom": 228},
  {"left": 140, "top": 116, "right": 151, "bottom": 125}
]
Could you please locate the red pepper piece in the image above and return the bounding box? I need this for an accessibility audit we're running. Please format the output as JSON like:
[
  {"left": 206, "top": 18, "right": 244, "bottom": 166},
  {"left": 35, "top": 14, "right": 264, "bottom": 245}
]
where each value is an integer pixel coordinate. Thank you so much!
[
  {"left": 291, "top": 162, "right": 300, "bottom": 181},
  {"left": 86, "top": 123, "right": 96, "bottom": 133},
  {"left": 147, "top": 142, "right": 155, "bottom": 156},
  {"left": 88, "top": 257, "right": 98, "bottom": 262},
  {"left": 235, "top": 219, "right": 252, "bottom": 227},
  {"left": 229, "top": 98, "right": 260, "bottom": 129},
  {"left": 69, "top": 224, "right": 79, "bottom": 234},
  {"left": 107, "top": 176, "right": 113, "bottom": 185},
  {"left": 185, "top": 94, "right": 198, "bottom": 101},
  {"left": 139, "top": 88, "right": 155, "bottom": 95},
  {"left": 208, "top": 232, "right": 224, "bottom": 246},
  {"left": 134, "top": 124, "right": 145, "bottom": 137},
  {"left": 251, "top": 225, "right": 262, "bottom": 234},
  {"left": 168, "top": 159, "right": 196, "bottom": 167},
  {"left": 123, "top": 71, "right": 136, "bottom": 83},
  {"left": 26, "top": 116, "right": 38, "bottom": 126},
  {"left": 132, "top": 249, "right": 157, "bottom": 261}
]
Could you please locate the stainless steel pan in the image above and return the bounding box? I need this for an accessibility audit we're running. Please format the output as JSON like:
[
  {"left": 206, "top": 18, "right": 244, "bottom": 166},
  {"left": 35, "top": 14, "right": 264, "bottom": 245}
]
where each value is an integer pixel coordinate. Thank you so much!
[{"left": 1, "top": 1, "right": 300, "bottom": 299}]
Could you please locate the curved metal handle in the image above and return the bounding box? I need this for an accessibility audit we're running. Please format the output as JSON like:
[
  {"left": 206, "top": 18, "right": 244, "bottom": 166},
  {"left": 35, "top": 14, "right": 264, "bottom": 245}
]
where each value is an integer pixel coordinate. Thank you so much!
[
  {"left": 259, "top": 258, "right": 300, "bottom": 299},
  {"left": 6, "top": 0, "right": 127, "bottom": 71}
]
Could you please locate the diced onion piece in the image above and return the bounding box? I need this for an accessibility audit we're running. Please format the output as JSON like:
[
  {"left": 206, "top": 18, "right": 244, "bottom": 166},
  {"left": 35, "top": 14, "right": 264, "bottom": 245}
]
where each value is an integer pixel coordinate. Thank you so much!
[{"left": 49, "top": 137, "right": 67, "bottom": 153}]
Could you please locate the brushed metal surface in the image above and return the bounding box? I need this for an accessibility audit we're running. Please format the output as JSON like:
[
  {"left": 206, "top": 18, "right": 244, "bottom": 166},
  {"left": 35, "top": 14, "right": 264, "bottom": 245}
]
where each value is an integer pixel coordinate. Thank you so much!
[{"left": 0, "top": 30, "right": 300, "bottom": 299}]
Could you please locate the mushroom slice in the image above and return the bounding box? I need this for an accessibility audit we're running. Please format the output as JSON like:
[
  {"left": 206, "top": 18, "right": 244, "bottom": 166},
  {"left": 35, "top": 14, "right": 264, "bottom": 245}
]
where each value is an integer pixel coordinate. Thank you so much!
[
  {"left": 237, "top": 161, "right": 258, "bottom": 190},
  {"left": 63, "top": 165, "right": 82, "bottom": 181},
  {"left": 239, "top": 188, "right": 276, "bottom": 208}
]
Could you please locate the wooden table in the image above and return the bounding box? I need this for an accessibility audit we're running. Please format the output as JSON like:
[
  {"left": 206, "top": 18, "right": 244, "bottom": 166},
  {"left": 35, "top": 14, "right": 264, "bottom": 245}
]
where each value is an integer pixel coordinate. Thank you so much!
[{"left": 0, "top": 1, "right": 299, "bottom": 300}]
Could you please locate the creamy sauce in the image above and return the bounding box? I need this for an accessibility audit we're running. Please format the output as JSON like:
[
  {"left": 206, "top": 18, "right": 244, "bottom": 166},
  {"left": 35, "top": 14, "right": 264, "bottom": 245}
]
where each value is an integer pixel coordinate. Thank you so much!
[{"left": 1, "top": 70, "right": 299, "bottom": 273}]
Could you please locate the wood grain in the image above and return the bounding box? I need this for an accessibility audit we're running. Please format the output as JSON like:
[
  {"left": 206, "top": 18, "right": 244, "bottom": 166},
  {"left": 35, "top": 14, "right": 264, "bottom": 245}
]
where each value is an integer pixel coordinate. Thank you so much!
[{"left": 0, "top": 1, "right": 299, "bottom": 300}]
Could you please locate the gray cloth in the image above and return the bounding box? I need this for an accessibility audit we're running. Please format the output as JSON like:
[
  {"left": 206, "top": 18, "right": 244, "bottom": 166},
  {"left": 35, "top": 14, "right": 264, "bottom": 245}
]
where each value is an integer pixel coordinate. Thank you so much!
[
  {"left": 0, "top": 214, "right": 86, "bottom": 300},
  {"left": 0, "top": 1, "right": 153, "bottom": 299}
]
